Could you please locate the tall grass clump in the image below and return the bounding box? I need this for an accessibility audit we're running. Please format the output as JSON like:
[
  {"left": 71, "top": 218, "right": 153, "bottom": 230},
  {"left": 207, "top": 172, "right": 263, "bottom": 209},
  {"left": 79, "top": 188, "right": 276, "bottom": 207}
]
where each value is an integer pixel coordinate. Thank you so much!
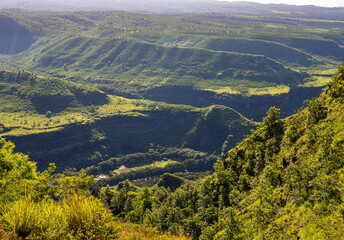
[
  {"left": 63, "top": 194, "right": 118, "bottom": 239},
  {"left": 0, "top": 196, "right": 118, "bottom": 239},
  {"left": 0, "top": 197, "right": 43, "bottom": 239}
]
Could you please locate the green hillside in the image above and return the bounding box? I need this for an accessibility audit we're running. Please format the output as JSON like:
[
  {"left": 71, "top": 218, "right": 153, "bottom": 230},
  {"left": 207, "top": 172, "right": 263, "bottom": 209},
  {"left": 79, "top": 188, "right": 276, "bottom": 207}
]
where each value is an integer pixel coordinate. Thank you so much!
[
  {"left": 99, "top": 64, "right": 344, "bottom": 239},
  {"left": 0, "top": 70, "right": 255, "bottom": 172},
  {"left": 7, "top": 102, "right": 255, "bottom": 172},
  {"left": 1, "top": 6, "right": 344, "bottom": 239},
  {"left": 2, "top": 65, "right": 344, "bottom": 239},
  {"left": 0, "top": 10, "right": 339, "bottom": 121},
  {"left": 1, "top": 10, "right": 342, "bottom": 72}
]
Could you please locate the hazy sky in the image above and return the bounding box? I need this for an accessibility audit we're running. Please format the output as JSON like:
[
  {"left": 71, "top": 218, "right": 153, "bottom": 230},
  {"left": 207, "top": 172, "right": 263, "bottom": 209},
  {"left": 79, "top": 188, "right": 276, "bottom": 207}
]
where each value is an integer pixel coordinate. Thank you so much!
[{"left": 221, "top": 0, "right": 344, "bottom": 8}]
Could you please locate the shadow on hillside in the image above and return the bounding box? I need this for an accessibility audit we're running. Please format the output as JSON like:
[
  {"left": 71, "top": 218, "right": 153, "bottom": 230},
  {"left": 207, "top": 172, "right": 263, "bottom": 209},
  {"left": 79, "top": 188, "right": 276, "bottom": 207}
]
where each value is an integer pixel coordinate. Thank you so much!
[{"left": 0, "top": 16, "right": 35, "bottom": 54}]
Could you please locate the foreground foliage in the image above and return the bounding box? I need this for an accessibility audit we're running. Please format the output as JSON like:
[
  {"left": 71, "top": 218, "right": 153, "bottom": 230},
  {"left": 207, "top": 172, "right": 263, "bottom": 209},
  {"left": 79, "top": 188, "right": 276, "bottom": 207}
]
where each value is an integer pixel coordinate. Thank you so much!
[
  {"left": 0, "top": 138, "right": 190, "bottom": 239},
  {"left": 0, "top": 139, "right": 116, "bottom": 239}
]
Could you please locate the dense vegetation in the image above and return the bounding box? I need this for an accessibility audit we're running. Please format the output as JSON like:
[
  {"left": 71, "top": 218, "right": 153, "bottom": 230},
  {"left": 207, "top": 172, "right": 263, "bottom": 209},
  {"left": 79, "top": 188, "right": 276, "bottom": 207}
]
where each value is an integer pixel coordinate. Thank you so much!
[
  {"left": 98, "top": 64, "right": 344, "bottom": 239},
  {"left": 0, "top": 138, "right": 118, "bottom": 239},
  {"left": 91, "top": 147, "right": 218, "bottom": 186}
]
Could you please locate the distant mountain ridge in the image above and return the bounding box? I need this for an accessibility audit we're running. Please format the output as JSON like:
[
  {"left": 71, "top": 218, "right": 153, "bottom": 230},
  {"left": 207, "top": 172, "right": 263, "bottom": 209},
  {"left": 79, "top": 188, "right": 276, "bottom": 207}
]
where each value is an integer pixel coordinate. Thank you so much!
[{"left": 1, "top": 0, "right": 344, "bottom": 21}]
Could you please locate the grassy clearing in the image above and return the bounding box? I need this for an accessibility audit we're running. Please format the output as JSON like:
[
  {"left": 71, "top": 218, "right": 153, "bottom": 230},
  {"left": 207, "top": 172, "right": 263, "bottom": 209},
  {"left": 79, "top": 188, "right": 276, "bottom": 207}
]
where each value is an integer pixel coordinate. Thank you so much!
[
  {"left": 133, "top": 160, "right": 178, "bottom": 171},
  {"left": 96, "top": 96, "right": 147, "bottom": 118},
  {"left": 301, "top": 76, "right": 332, "bottom": 87},
  {"left": 312, "top": 68, "right": 338, "bottom": 75},
  {"left": 113, "top": 160, "right": 178, "bottom": 174},
  {"left": 204, "top": 87, "right": 240, "bottom": 95},
  {"left": 205, "top": 85, "right": 290, "bottom": 96},
  {"left": 246, "top": 85, "right": 290, "bottom": 96}
]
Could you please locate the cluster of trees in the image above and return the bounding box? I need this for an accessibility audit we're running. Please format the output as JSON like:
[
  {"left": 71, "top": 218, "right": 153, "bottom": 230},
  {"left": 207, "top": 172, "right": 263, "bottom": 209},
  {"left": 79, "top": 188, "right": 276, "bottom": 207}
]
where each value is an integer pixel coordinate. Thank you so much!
[
  {"left": 0, "top": 70, "right": 108, "bottom": 114},
  {"left": 85, "top": 147, "right": 216, "bottom": 175}
]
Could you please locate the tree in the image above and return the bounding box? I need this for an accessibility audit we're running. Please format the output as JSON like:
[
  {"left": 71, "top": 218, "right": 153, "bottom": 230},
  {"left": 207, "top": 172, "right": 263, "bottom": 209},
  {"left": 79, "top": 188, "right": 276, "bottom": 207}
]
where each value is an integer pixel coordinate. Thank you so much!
[{"left": 263, "top": 107, "right": 280, "bottom": 127}]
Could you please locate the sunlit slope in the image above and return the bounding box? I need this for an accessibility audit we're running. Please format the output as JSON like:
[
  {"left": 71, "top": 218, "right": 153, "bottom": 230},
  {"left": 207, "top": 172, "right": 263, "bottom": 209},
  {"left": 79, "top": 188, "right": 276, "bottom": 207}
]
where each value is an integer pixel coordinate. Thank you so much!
[
  {"left": 6, "top": 103, "right": 255, "bottom": 172},
  {"left": 31, "top": 36, "right": 310, "bottom": 95},
  {"left": 0, "top": 10, "right": 337, "bottom": 119},
  {"left": 1, "top": 10, "right": 340, "bottom": 84}
]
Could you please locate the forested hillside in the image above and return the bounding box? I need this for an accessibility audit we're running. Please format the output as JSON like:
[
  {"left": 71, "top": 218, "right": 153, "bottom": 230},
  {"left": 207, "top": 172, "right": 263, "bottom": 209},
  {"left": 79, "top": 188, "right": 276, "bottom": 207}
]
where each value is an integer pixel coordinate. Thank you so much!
[{"left": 98, "top": 64, "right": 344, "bottom": 239}]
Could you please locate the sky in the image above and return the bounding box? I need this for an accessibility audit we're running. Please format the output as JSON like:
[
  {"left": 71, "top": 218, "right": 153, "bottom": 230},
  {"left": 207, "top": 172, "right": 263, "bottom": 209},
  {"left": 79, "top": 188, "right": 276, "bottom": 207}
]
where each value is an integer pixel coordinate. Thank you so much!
[{"left": 220, "top": 0, "right": 344, "bottom": 8}]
